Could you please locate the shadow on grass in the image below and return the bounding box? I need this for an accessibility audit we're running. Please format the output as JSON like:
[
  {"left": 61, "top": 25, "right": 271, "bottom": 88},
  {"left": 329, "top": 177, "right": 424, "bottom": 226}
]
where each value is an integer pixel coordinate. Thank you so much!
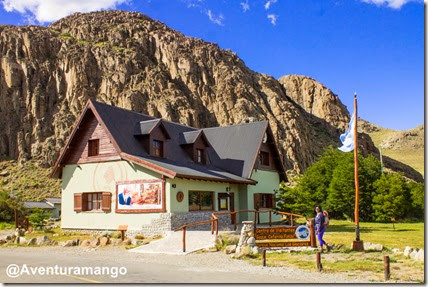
[{"left": 328, "top": 225, "right": 417, "bottom": 233}]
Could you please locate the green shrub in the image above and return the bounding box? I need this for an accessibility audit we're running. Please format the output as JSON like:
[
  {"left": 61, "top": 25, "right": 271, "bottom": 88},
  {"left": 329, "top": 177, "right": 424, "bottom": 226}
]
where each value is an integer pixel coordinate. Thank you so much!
[
  {"left": 0, "top": 222, "right": 14, "bottom": 230},
  {"left": 27, "top": 208, "right": 50, "bottom": 230},
  {"left": 111, "top": 232, "right": 122, "bottom": 239}
]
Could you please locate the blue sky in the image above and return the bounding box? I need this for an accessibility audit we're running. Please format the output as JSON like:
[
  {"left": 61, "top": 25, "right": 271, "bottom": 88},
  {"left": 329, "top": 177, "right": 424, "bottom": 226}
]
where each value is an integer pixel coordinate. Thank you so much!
[{"left": 0, "top": 0, "right": 424, "bottom": 130}]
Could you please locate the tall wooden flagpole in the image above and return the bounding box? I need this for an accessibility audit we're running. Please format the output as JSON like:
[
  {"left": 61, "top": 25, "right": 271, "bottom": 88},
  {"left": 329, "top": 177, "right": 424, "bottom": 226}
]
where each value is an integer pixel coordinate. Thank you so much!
[
  {"left": 354, "top": 94, "right": 360, "bottom": 240},
  {"left": 352, "top": 93, "right": 364, "bottom": 251}
]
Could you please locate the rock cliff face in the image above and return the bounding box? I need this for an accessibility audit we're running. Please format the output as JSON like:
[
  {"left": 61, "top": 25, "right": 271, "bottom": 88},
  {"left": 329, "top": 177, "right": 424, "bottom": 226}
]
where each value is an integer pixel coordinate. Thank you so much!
[
  {"left": 0, "top": 10, "right": 421, "bottom": 181},
  {"left": 278, "top": 75, "right": 350, "bottom": 130},
  {"left": 379, "top": 125, "right": 424, "bottom": 150}
]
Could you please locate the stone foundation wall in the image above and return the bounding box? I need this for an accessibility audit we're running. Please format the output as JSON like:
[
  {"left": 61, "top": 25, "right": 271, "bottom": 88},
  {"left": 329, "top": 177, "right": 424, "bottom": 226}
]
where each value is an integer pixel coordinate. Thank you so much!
[
  {"left": 63, "top": 212, "right": 233, "bottom": 237},
  {"left": 137, "top": 213, "right": 172, "bottom": 237},
  {"left": 170, "top": 212, "right": 231, "bottom": 230}
]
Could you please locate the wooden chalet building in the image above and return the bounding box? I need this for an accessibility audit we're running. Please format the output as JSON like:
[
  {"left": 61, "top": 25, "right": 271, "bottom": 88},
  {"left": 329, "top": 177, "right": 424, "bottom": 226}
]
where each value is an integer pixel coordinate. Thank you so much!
[{"left": 51, "top": 99, "right": 287, "bottom": 235}]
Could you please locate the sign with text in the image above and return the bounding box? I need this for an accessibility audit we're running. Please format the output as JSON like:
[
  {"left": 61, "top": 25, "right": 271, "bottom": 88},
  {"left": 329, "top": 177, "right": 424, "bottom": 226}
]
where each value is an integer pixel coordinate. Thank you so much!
[
  {"left": 257, "top": 241, "right": 311, "bottom": 248},
  {"left": 255, "top": 225, "right": 312, "bottom": 248},
  {"left": 255, "top": 226, "right": 297, "bottom": 240}
]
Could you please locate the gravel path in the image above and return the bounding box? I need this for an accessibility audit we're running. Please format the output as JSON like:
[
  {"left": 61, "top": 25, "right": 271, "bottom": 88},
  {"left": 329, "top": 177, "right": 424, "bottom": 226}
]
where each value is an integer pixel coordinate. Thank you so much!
[{"left": 0, "top": 246, "right": 368, "bottom": 283}]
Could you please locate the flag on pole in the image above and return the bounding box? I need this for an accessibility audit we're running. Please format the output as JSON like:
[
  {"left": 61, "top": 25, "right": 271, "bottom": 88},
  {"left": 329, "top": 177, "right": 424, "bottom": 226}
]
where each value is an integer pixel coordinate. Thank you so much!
[{"left": 338, "top": 113, "right": 355, "bottom": 152}]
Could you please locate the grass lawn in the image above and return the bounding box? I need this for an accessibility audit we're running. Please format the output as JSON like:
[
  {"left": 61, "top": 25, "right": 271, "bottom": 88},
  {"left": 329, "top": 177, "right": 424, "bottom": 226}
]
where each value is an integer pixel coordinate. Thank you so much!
[
  {"left": 324, "top": 220, "right": 424, "bottom": 250},
  {"left": 241, "top": 219, "right": 424, "bottom": 282},
  {"left": 246, "top": 250, "right": 424, "bottom": 283}
]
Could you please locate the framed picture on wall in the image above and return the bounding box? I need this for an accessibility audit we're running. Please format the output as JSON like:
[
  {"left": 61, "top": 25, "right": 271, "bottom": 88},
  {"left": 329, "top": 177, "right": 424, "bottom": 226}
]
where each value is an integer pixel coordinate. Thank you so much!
[{"left": 115, "top": 179, "right": 165, "bottom": 213}]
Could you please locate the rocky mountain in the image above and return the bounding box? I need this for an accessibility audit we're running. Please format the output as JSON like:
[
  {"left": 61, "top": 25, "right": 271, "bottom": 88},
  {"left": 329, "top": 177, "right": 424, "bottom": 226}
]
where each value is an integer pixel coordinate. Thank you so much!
[
  {"left": 379, "top": 125, "right": 424, "bottom": 150},
  {"left": 359, "top": 120, "right": 424, "bottom": 176},
  {"left": 278, "top": 75, "right": 350, "bottom": 130},
  {"left": 0, "top": 10, "right": 423, "bottom": 182}
]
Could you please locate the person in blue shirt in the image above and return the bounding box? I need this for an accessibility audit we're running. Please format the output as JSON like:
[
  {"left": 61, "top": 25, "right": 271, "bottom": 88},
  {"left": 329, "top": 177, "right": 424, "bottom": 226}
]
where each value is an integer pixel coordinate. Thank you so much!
[
  {"left": 315, "top": 205, "right": 331, "bottom": 252},
  {"left": 119, "top": 188, "right": 131, "bottom": 205}
]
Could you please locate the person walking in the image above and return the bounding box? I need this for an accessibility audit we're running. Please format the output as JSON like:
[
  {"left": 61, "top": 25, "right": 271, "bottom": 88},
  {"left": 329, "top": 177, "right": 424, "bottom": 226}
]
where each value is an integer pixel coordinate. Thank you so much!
[{"left": 315, "top": 205, "right": 330, "bottom": 252}]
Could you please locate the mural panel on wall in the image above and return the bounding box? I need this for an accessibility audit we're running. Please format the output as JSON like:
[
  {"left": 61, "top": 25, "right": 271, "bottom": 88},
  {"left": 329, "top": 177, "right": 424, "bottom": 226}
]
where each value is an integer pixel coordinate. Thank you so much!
[{"left": 116, "top": 179, "right": 164, "bottom": 212}]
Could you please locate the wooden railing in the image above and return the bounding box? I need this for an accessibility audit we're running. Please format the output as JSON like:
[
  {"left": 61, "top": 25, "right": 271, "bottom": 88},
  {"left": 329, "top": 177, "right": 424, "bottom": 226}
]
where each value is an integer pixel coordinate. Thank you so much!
[
  {"left": 174, "top": 217, "right": 218, "bottom": 252},
  {"left": 212, "top": 209, "right": 305, "bottom": 231},
  {"left": 174, "top": 209, "right": 305, "bottom": 252}
]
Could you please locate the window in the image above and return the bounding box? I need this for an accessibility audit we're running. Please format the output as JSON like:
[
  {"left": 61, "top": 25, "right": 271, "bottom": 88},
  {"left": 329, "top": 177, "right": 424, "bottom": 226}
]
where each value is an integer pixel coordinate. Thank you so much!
[
  {"left": 152, "top": 140, "right": 163, "bottom": 157},
  {"left": 74, "top": 192, "right": 111, "bottom": 212},
  {"left": 218, "top": 193, "right": 229, "bottom": 211},
  {"left": 196, "top": 148, "right": 204, "bottom": 164},
  {"left": 254, "top": 193, "right": 274, "bottom": 209},
  {"left": 84, "top": 193, "right": 102, "bottom": 211},
  {"left": 88, "top": 139, "right": 99, "bottom": 157},
  {"left": 189, "top": 191, "right": 214, "bottom": 211},
  {"left": 260, "top": 151, "right": 270, "bottom": 166}
]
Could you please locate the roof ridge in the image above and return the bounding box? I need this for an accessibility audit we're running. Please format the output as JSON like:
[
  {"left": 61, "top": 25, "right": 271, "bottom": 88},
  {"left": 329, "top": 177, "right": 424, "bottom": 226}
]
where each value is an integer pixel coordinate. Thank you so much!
[
  {"left": 202, "top": 120, "right": 268, "bottom": 130},
  {"left": 138, "top": 118, "right": 161, "bottom": 123},
  {"left": 182, "top": 130, "right": 202, "bottom": 134},
  {"left": 91, "top": 99, "right": 199, "bottom": 130}
]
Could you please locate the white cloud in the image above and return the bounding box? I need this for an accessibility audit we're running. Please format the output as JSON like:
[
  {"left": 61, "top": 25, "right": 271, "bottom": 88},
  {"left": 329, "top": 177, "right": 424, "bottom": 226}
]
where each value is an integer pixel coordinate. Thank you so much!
[
  {"left": 360, "top": 0, "right": 419, "bottom": 9},
  {"left": 240, "top": 0, "right": 249, "bottom": 12},
  {"left": 267, "top": 13, "right": 277, "bottom": 25},
  {"left": 1, "top": 0, "right": 127, "bottom": 23},
  {"left": 183, "top": 0, "right": 204, "bottom": 8},
  {"left": 264, "top": 0, "right": 277, "bottom": 10},
  {"left": 206, "top": 9, "right": 224, "bottom": 26}
]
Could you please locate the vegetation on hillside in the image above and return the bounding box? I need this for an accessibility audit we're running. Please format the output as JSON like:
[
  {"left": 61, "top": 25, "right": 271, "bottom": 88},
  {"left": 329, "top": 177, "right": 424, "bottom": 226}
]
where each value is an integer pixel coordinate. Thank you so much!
[
  {"left": 0, "top": 158, "right": 61, "bottom": 201},
  {"left": 361, "top": 122, "right": 424, "bottom": 176},
  {"left": 0, "top": 158, "right": 61, "bottom": 223},
  {"left": 276, "top": 146, "right": 424, "bottom": 222}
]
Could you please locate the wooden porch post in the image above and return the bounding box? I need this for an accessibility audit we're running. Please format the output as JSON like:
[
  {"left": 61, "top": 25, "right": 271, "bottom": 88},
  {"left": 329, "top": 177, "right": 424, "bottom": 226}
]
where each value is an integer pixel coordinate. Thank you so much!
[
  {"left": 309, "top": 219, "right": 316, "bottom": 248},
  {"left": 183, "top": 227, "right": 187, "bottom": 252}
]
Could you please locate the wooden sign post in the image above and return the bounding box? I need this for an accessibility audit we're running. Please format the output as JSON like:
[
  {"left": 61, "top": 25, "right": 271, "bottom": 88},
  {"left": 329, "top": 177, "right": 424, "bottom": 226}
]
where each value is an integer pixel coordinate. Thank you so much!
[{"left": 118, "top": 225, "right": 128, "bottom": 241}]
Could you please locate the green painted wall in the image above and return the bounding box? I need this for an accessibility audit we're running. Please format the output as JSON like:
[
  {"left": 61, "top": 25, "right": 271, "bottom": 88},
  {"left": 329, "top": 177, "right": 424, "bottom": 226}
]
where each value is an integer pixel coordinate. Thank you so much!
[
  {"left": 51, "top": 204, "right": 61, "bottom": 219},
  {"left": 166, "top": 177, "right": 241, "bottom": 223},
  {"left": 248, "top": 169, "right": 282, "bottom": 223},
  {"left": 238, "top": 184, "right": 249, "bottom": 221},
  {"left": 61, "top": 160, "right": 282, "bottom": 231},
  {"left": 167, "top": 178, "right": 238, "bottom": 212},
  {"left": 61, "top": 160, "right": 167, "bottom": 230},
  {"left": 61, "top": 160, "right": 241, "bottom": 230}
]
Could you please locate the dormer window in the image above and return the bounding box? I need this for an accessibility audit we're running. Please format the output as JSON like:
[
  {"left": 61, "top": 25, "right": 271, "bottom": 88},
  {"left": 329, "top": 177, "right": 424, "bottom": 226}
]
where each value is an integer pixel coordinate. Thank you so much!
[
  {"left": 197, "top": 148, "right": 204, "bottom": 164},
  {"left": 153, "top": 140, "right": 164, "bottom": 157},
  {"left": 179, "top": 130, "right": 210, "bottom": 164},
  {"left": 88, "top": 139, "right": 99, "bottom": 157}
]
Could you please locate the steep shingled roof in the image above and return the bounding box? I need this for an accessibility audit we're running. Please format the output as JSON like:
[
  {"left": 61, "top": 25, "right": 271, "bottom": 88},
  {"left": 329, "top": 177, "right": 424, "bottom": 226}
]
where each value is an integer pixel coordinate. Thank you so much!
[
  {"left": 203, "top": 121, "right": 268, "bottom": 179},
  {"left": 52, "top": 99, "right": 286, "bottom": 184}
]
